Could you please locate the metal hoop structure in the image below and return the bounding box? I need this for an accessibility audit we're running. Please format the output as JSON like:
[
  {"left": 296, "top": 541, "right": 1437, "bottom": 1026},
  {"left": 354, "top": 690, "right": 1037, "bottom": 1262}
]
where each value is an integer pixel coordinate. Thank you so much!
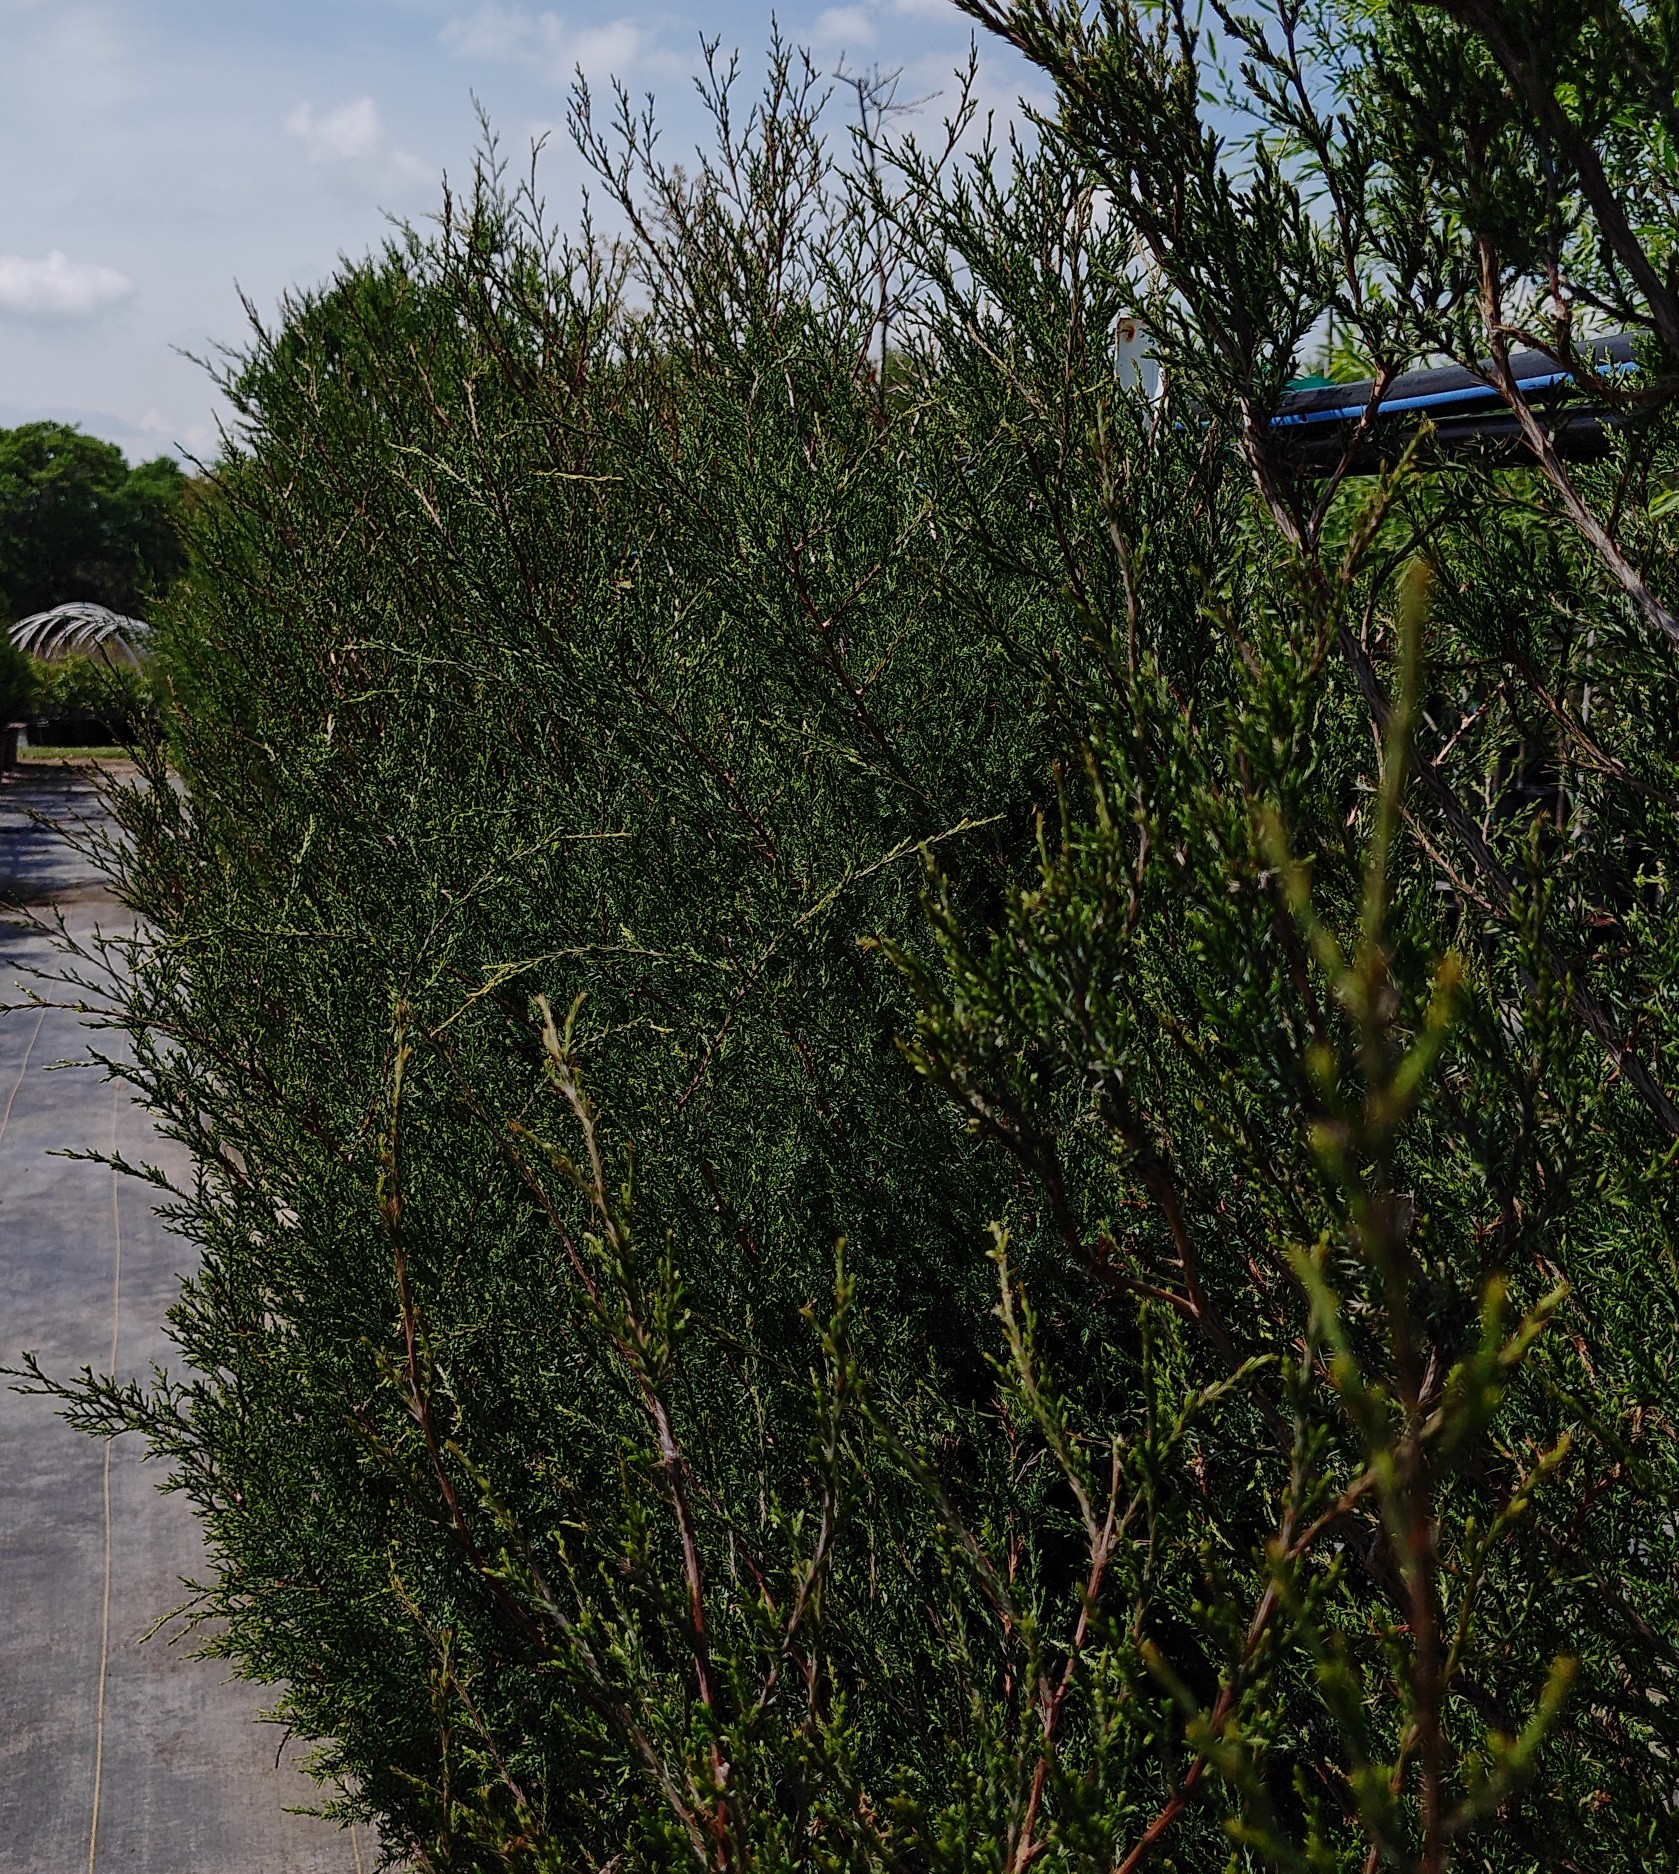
[{"left": 8, "top": 602, "right": 151, "bottom": 664}]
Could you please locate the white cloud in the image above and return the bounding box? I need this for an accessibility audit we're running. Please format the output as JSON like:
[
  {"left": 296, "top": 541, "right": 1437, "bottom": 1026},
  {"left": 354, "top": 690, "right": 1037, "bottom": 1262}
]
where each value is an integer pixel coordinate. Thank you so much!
[
  {"left": 287, "top": 96, "right": 382, "bottom": 164},
  {"left": 0, "top": 250, "right": 133, "bottom": 321},
  {"left": 568, "top": 19, "right": 650, "bottom": 76},
  {"left": 441, "top": 5, "right": 681, "bottom": 84},
  {"left": 440, "top": 3, "right": 531, "bottom": 61},
  {"left": 137, "top": 406, "right": 215, "bottom": 458},
  {"left": 814, "top": 5, "right": 878, "bottom": 47},
  {"left": 286, "top": 96, "right": 429, "bottom": 186}
]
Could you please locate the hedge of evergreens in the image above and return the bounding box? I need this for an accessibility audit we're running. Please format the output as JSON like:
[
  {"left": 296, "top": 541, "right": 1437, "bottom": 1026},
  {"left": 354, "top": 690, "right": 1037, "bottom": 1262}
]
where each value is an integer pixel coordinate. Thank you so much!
[{"left": 24, "top": 3, "right": 1679, "bottom": 1868}]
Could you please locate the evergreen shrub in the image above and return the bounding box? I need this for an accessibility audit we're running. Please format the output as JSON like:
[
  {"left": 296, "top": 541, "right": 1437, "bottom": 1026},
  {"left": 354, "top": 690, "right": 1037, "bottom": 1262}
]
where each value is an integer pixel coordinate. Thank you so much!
[{"left": 27, "top": 5, "right": 1679, "bottom": 1868}]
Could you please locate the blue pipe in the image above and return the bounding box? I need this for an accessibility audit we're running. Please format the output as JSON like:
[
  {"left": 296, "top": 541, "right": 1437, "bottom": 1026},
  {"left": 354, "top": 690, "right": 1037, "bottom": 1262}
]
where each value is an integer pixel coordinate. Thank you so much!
[{"left": 1271, "top": 357, "right": 1638, "bottom": 429}]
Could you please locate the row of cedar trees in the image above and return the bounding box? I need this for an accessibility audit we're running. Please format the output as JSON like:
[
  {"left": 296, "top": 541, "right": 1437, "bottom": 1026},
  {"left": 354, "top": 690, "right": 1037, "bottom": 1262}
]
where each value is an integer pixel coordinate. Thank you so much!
[{"left": 29, "top": 0, "right": 1679, "bottom": 1869}]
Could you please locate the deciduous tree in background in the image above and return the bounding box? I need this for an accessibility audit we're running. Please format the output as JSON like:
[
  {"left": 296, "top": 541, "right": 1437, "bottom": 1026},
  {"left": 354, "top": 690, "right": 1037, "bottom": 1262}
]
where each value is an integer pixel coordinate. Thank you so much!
[{"left": 0, "top": 421, "right": 186, "bottom": 623}]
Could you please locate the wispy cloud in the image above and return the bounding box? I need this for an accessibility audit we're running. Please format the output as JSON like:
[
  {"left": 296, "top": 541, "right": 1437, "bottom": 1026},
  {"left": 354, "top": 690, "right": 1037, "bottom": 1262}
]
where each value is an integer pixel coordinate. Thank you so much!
[
  {"left": 890, "top": 0, "right": 965, "bottom": 20},
  {"left": 287, "top": 96, "right": 382, "bottom": 164},
  {"left": 813, "top": 4, "right": 877, "bottom": 48},
  {"left": 285, "top": 96, "right": 429, "bottom": 187},
  {"left": 135, "top": 405, "right": 218, "bottom": 461},
  {"left": 1, "top": 0, "right": 136, "bottom": 112},
  {"left": 441, "top": 4, "right": 685, "bottom": 85},
  {"left": 0, "top": 250, "right": 133, "bottom": 321}
]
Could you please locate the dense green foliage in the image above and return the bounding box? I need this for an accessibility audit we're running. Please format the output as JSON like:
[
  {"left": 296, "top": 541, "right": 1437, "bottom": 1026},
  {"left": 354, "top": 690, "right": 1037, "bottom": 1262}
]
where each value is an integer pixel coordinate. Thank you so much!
[
  {"left": 21, "top": 653, "right": 151, "bottom": 745},
  {"left": 0, "top": 421, "right": 186, "bottom": 622},
  {"left": 26, "top": 4, "right": 1679, "bottom": 1870},
  {"left": 0, "top": 649, "right": 152, "bottom": 744},
  {"left": 0, "top": 627, "right": 29, "bottom": 720}
]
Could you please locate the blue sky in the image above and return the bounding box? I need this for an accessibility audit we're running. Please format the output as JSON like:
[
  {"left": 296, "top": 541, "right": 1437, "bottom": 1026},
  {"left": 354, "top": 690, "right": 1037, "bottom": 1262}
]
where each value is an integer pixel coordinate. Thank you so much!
[{"left": 0, "top": 0, "right": 1039, "bottom": 464}]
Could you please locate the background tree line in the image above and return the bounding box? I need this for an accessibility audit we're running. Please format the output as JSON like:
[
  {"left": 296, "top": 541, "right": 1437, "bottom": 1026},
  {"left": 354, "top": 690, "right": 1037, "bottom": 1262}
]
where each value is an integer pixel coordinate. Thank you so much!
[
  {"left": 18, "top": 0, "right": 1679, "bottom": 1867},
  {"left": 0, "top": 422, "right": 186, "bottom": 729}
]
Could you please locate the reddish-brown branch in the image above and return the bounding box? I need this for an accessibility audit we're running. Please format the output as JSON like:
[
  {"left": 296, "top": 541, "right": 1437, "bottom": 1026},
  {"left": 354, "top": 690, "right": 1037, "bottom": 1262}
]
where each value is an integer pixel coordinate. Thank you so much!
[
  {"left": 1012, "top": 1449, "right": 1133, "bottom": 1873},
  {"left": 537, "top": 1008, "right": 739, "bottom": 1863},
  {"left": 1475, "top": 239, "right": 1679, "bottom": 647}
]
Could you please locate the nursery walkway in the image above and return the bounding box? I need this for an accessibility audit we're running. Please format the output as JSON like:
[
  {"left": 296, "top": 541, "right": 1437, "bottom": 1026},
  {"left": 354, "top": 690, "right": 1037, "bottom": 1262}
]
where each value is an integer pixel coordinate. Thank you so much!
[{"left": 0, "top": 763, "right": 360, "bottom": 1874}]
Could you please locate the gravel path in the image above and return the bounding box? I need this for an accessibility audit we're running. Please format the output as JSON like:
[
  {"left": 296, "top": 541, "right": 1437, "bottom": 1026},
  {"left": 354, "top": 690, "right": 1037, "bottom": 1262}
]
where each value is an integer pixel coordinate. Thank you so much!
[{"left": 0, "top": 764, "right": 362, "bottom": 1874}]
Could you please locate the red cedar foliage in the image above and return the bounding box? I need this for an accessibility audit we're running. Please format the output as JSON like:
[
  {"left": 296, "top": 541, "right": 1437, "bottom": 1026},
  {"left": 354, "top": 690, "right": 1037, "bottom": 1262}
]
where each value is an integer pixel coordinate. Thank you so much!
[{"left": 21, "top": 7, "right": 1679, "bottom": 1869}]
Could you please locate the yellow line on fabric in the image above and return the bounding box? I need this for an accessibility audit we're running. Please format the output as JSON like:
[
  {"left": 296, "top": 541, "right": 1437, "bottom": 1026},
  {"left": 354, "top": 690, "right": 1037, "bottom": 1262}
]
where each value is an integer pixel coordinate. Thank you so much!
[
  {"left": 88, "top": 1082, "right": 123, "bottom": 1874},
  {"left": 0, "top": 1004, "right": 47, "bottom": 1149}
]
